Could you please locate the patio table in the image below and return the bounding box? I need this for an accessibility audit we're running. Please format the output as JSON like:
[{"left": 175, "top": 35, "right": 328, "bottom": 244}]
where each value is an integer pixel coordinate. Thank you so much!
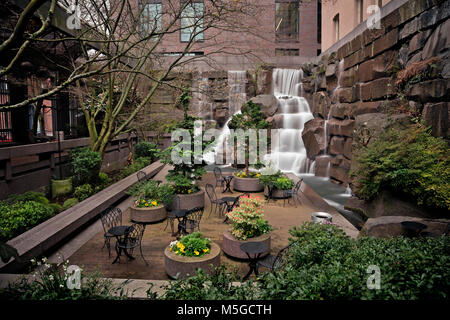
[
  {"left": 240, "top": 241, "right": 269, "bottom": 281},
  {"left": 173, "top": 209, "right": 190, "bottom": 236},
  {"left": 220, "top": 196, "right": 239, "bottom": 222}
]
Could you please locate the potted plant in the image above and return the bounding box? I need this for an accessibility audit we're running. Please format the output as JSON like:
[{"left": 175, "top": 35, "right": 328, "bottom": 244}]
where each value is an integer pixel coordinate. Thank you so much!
[
  {"left": 164, "top": 232, "right": 221, "bottom": 279},
  {"left": 222, "top": 195, "right": 272, "bottom": 259},
  {"left": 228, "top": 101, "right": 270, "bottom": 192},
  {"left": 159, "top": 91, "right": 211, "bottom": 210},
  {"left": 127, "top": 180, "right": 175, "bottom": 223},
  {"left": 259, "top": 170, "right": 294, "bottom": 199}
]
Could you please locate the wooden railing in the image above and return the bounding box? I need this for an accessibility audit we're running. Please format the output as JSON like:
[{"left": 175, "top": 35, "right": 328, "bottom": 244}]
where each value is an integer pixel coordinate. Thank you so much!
[{"left": 0, "top": 132, "right": 171, "bottom": 199}]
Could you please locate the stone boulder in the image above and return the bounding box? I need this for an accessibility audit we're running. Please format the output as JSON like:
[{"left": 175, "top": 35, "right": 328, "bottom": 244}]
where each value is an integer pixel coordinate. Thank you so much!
[
  {"left": 422, "top": 18, "right": 450, "bottom": 60},
  {"left": 422, "top": 102, "right": 449, "bottom": 137},
  {"left": 249, "top": 94, "right": 278, "bottom": 118},
  {"left": 312, "top": 92, "right": 331, "bottom": 118},
  {"left": 360, "top": 216, "right": 450, "bottom": 238},
  {"left": 407, "top": 79, "right": 450, "bottom": 103},
  {"left": 327, "top": 118, "right": 355, "bottom": 137},
  {"left": 302, "top": 118, "right": 326, "bottom": 159}
]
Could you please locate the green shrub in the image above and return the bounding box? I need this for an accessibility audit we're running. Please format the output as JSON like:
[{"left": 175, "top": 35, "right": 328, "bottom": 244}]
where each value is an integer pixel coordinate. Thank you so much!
[
  {"left": 74, "top": 184, "right": 94, "bottom": 201},
  {"left": 0, "top": 257, "right": 121, "bottom": 300},
  {"left": 160, "top": 222, "right": 450, "bottom": 300},
  {"left": 62, "top": 198, "right": 79, "bottom": 211},
  {"left": 134, "top": 141, "right": 159, "bottom": 161},
  {"left": 169, "top": 232, "right": 211, "bottom": 257},
  {"left": 0, "top": 201, "right": 54, "bottom": 242},
  {"left": 48, "top": 203, "right": 63, "bottom": 214},
  {"left": 354, "top": 125, "right": 450, "bottom": 211},
  {"left": 98, "top": 172, "right": 111, "bottom": 187},
  {"left": 127, "top": 180, "right": 175, "bottom": 206},
  {"left": 7, "top": 191, "right": 49, "bottom": 206},
  {"left": 70, "top": 148, "right": 102, "bottom": 186},
  {"left": 119, "top": 157, "right": 151, "bottom": 179}
]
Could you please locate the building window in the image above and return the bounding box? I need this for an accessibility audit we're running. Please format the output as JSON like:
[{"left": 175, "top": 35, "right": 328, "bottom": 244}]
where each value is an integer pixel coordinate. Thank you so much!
[
  {"left": 356, "top": 0, "right": 364, "bottom": 24},
  {"left": 333, "top": 14, "right": 340, "bottom": 43},
  {"left": 139, "top": 0, "right": 162, "bottom": 38},
  {"left": 275, "top": 1, "right": 299, "bottom": 42},
  {"left": 275, "top": 48, "right": 299, "bottom": 56},
  {"left": 180, "top": 1, "right": 204, "bottom": 42},
  {"left": 0, "top": 75, "right": 13, "bottom": 144}
]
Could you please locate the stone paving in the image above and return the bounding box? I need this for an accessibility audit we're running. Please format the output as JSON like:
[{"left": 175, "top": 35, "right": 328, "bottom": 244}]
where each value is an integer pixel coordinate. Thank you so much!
[{"left": 67, "top": 172, "right": 317, "bottom": 280}]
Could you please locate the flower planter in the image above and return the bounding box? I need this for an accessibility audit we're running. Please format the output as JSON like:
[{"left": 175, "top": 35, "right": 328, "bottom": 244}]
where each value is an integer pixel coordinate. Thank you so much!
[
  {"left": 221, "top": 230, "right": 271, "bottom": 259},
  {"left": 173, "top": 190, "right": 205, "bottom": 210},
  {"left": 130, "top": 205, "right": 167, "bottom": 223},
  {"left": 264, "top": 186, "right": 290, "bottom": 199},
  {"left": 233, "top": 176, "right": 264, "bottom": 192},
  {"left": 164, "top": 242, "right": 221, "bottom": 279}
]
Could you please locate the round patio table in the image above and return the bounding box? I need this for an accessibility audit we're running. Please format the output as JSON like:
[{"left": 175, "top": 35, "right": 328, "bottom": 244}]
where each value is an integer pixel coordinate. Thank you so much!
[
  {"left": 172, "top": 209, "right": 189, "bottom": 236},
  {"left": 240, "top": 241, "right": 270, "bottom": 281},
  {"left": 220, "top": 196, "right": 239, "bottom": 222}
]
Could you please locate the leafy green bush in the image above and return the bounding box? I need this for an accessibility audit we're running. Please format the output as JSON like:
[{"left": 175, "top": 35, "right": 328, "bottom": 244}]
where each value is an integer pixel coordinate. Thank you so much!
[
  {"left": 134, "top": 141, "right": 159, "bottom": 161},
  {"left": 258, "top": 171, "right": 294, "bottom": 190},
  {"left": 62, "top": 198, "right": 79, "bottom": 211},
  {"left": 0, "top": 257, "right": 121, "bottom": 300},
  {"left": 48, "top": 203, "right": 63, "bottom": 214},
  {"left": 274, "top": 177, "right": 294, "bottom": 190},
  {"left": 354, "top": 125, "right": 449, "bottom": 211},
  {"left": 0, "top": 201, "right": 54, "bottom": 242},
  {"left": 119, "top": 157, "right": 151, "bottom": 179},
  {"left": 70, "top": 148, "right": 102, "bottom": 186},
  {"left": 98, "top": 172, "right": 111, "bottom": 187},
  {"left": 7, "top": 191, "right": 49, "bottom": 206},
  {"left": 74, "top": 184, "right": 94, "bottom": 201},
  {"left": 159, "top": 223, "right": 450, "bottom": 300}
]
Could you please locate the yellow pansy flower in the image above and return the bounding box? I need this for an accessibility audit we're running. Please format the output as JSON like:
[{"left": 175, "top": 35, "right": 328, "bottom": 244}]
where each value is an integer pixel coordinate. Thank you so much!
[
  {"left": 151, "top": 200, "right": 157, "bottom": 206},
  {"left": 144, "top": 203, "right": 149, "bottom": 207},
  {"left": 194, "top": 250, "right": 199, "bottom": 256}
]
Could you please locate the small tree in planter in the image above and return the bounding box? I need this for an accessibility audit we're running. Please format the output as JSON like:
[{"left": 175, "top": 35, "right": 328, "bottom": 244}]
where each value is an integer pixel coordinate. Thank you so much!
[
  {"left": 228, "top": 101, "right": 270, "bottom": 174},
  {"left": 159, "top": 92, "right": 213, "bottom": 209},
  {"left": 165, "top": 232, "right": 221, "bottom": 279},
  {"left": 127, "top": 180, "right": 175, "bottom": 223},
  {"left": 222, "top": 195, "right": 272, "bottom": 259}
]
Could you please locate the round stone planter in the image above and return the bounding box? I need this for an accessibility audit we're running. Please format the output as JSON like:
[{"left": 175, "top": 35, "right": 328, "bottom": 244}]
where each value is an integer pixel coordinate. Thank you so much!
[
  {"left": 233, "top": 176, "right": 264, "bottom": 192},
  {"left": 311, "top": 212, "right": 332, "bottom": 223},
  {"left": 264, "top": 186, "right": 290, "bottom": 199},
  {"left": 173, "top": 190, "right": 205, "bottom": 211},
  {"left": 164, "top": 242, "right": 221, "bottom": 279},
  {"left": 130, "top": 204, "right": 166, "bottom": 223},
  {"left": 221, "top": 230, "right": 271, "bottom": 260}
]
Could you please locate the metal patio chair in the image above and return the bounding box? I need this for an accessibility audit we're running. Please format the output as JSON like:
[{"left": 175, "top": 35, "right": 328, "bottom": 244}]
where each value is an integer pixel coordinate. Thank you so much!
[
  {"left": 115, "top": 223, "right": 148, "bottom": 270},
  {"left": 258, "top": 242, "right": 296, "bottom": 271},
  {"left": 283, "top": 178, "right": 303, "bottom": 207},
  {"left": 205, "top": 183, "right": 227, "bottom": 217},
  {"left": 100, "top": 207, "right": 122, "bottom": 258}
]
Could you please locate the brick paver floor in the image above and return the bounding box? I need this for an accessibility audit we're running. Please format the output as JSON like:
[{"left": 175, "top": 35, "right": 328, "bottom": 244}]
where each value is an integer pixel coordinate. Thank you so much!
[{"left": 68, "top": 173, "right": 316, "bottom": 280}]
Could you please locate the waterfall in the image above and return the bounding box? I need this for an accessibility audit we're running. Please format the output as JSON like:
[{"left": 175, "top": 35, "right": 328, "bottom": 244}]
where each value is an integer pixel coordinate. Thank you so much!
[
  {"left": 268, "top": 69, "right": 314, "bottom": 174},
  {"left": 204, "top": 71, "right": 247, "bottom": 165}
]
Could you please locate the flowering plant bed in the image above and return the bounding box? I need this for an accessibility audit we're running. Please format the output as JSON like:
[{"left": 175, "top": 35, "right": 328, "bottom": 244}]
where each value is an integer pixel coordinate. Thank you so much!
[
  {"left": 226, "top": 195, "right": 272, "bottom": 240},
  {"left": 135, "top": 198, "right": 160, "bottom": 208},
  {"left": 169, "top": 232, "right": 211, "bottom": 257},
  {"left": 235, "top": 171, "right": 261, "bottom": 178},
  {"left": 165, "top": 233, "right": 220, "bottom": 279}
]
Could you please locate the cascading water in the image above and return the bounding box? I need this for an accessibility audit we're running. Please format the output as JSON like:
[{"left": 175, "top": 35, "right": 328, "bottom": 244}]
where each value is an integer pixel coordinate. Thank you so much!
[
  {"left": 204, "top": 71, "right": 246, "bottom": 165},
  {"left": 268, "top": 69, "right": 314, "bottom": 174}
]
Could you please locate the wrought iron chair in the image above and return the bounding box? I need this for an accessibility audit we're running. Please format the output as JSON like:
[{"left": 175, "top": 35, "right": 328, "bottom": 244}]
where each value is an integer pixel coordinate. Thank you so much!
[
  {"left": 283, "top": 178, "right": 303, "bottom": 207},
  {"left": 137, "top": 171, "right": 147, "bottom": 182},
  {"left": 214, "top": 167, "right": 226, "bottom": 189},
  {"left": 205, "top": 184, "right": 227, "bottom": 217},
  {"left": 258, "top": 242, "right": 296, "bottom": 271},
  {"left": 179, "top": 207, "right": 204, "bottom": 235},
  {"left": 115, "top": 223, "right": 148, "bottom": 270},
  {"left": 222, "top": 193, "right": 249, "bottom": 222},
  {"left": 100, "top": 207, "right": 122, "bottom": 258}
]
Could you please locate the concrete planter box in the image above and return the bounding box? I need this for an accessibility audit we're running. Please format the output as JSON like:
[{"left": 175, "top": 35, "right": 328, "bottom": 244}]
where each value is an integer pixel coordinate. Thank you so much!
[
  {"left": 51, "top": 178, "right": 72, "bottom": 198},
  {"left": 164, "top": 242, "right": 221, "bottom": 279},
  {"left": 233, "top": 176, "right": 264, "bottom": 192},
  {"left": 221, "top": 230, "right": 271, "bottom": 259},
  {"left": 263, "top": 186, "right": 290, "bottom": 199},
  {"left": 173, "top": 190, "right": 205, "bottom": 210},
  {"left": 130, "top": 204, "right": 167, "bottom": 223}
]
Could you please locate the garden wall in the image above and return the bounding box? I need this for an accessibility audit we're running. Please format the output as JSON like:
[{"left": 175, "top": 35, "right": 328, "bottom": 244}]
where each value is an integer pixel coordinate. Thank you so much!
[
  {"left": 300, "top": 0, "right": 449, "bottom": 186},
  {"left": 0, "top": 132, "right": 171, "bottom": 199}
]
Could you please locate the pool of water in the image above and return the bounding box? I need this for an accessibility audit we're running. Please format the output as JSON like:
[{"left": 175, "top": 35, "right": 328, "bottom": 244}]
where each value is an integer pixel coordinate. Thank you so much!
[{"left": 298, "top": 174, "right": 365, "bottom": 229}]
